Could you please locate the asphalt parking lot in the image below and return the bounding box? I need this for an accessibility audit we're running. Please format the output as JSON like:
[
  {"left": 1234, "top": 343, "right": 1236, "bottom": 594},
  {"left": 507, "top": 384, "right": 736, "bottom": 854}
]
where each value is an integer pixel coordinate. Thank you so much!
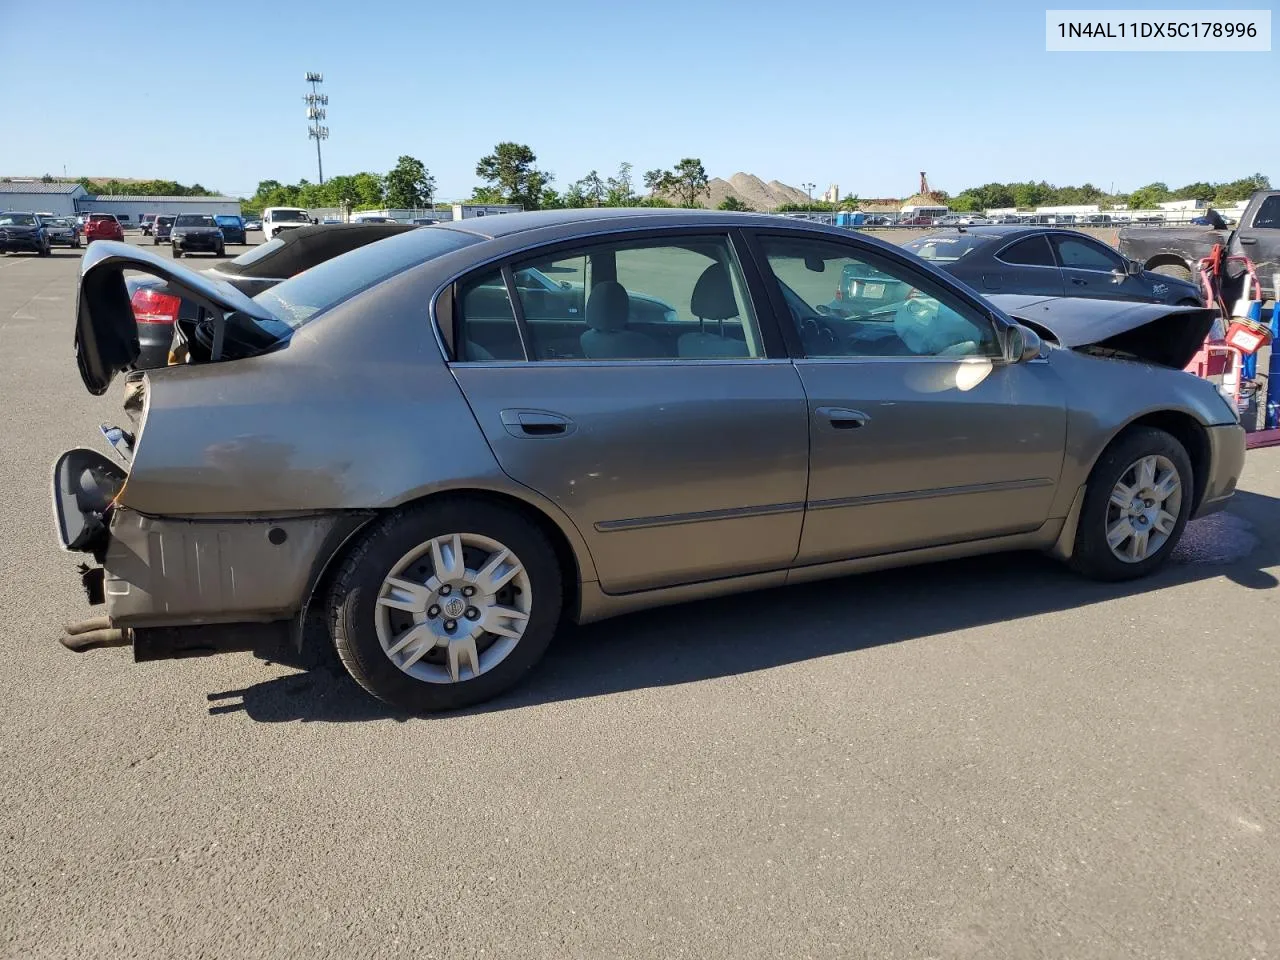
[{"left": 3, "top": 235, "right": 1280, "bottom": 959}]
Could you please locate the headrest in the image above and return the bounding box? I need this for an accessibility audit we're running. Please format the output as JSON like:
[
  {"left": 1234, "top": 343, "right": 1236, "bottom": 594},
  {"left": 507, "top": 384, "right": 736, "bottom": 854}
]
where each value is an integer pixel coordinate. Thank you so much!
[
  {"left": 691, "top": 263, "right": 740, "bottom": 321},
  {"left": 586, "top": 281, "right": 630, "bottom": 332}
]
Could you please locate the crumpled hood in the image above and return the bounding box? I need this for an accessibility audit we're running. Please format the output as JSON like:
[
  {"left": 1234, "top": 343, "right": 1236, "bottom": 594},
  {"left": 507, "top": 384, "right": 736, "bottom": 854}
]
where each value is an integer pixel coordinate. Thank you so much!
[{"left": 987, "top": 294, "right": 1218, "bottom": 370}]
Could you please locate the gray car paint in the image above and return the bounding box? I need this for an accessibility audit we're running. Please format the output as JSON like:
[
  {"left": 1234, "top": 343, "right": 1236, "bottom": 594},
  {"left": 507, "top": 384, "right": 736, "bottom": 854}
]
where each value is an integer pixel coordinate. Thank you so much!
[{"left": 61, "top": 210, "right": 1245, "bottom": 638}]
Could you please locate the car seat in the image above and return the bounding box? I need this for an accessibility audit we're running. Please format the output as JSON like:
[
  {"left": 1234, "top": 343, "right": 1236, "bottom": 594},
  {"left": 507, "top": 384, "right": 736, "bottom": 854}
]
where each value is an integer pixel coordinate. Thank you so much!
[
  {"left": 678, "top": 263, "right": 751, "bottom": 358},
  {"left": 579, "top": 281, "right": 666, "bottom": 359}
]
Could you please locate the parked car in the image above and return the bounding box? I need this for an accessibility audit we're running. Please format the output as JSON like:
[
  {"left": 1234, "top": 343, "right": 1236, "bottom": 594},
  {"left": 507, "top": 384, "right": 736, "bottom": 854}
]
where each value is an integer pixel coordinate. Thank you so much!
[
  {"left": 902, "top": 227, "right": 1203, "bottom": 305},
  {"left": 170, "top": 213, "right": 225, "bottom": 257},
  {"left": 244, "top": 218, "right": 262, "bottom": 231},
  {"left": 352, "top": 214, "right": 396, "bottom": 224},
  {"left": 139, "top": 214, "right": 157, "bottom": 236},
  {"left": 899, "top": 215, "right": 937, "bottom": 226},
  {"left": 411, "top": 217, "right": 440, "bottom": 226},
  {"left": 262, "top": 206, "right": 313, "bottom": 240},
  {"left": 0, "top": 212, "right": 52, "bottom": 256},
  {"left": 955, "top": 214, "right": 993, "bottom": 225},
  {"left": 55, "top": 210, "right": 1244, "bottom": 713},
  {"left": 41, "top": 216, "right": 82, "bottom": 249},
  {"left": 83, "top": 213, "right": 124, "bottom": 244},
  {"left": 215, "top": 214, "right": 248, "bottom": 244},
  {"left": 1119, "top": 192, "right": 1277, "bottom": 293},
  {"left": 126, "top": 222, "right": 418, "bottom": 368},
  {"left": 152, "top": 215, "right": 175, "bottom": 245}
]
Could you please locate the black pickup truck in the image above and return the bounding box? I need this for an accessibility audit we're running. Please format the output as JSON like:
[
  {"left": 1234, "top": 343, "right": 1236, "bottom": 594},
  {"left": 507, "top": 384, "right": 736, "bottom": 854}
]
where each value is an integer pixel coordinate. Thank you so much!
[{"left": 1118, "top": 190, "right": 1280, "bottom": 298}]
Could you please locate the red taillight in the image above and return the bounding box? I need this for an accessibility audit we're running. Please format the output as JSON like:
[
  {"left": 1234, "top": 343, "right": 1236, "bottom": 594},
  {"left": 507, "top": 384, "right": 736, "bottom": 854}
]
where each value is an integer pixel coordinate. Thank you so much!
[{"left": 130, "top": 287, "right": 181, "bottom": 325}]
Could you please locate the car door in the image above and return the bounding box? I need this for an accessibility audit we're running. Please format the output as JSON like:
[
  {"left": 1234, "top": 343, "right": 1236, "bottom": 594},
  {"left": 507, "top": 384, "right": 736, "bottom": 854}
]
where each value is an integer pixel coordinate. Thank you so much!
[
  {"left": 746, "top": 231, "right": 1068, "bottom": 566},
  {"left": 1232, "top": 193, "right": 1280, "bottom": 291},
  {"left": 445, "top": 230, "right": 810, "bottom": 595},
  {"left": 1050, "top": 233, "right": 1148, "bottom": 300},
  {"left": 988, "top": 233, "right": 1065, "bottom": 297}
]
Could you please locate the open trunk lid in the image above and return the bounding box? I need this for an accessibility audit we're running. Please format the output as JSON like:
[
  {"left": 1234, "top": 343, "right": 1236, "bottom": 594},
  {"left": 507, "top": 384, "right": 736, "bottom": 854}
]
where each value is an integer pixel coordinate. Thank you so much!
[
  {"left": 75, "top": 240, "right": 283, "bottom": 395},
  {"left": 986, "top": 294, "right": 1218, "bottom": 370}
]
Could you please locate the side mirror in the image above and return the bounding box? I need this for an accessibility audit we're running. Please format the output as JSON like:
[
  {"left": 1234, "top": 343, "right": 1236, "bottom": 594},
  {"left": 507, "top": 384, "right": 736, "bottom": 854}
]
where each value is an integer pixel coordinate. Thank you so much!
[
  {"left": 1006, "top": 324, "right": 1042, "bottom": 363},
  {"left": 1127, "top": 258, "right": 1143, "bottom": 276}
]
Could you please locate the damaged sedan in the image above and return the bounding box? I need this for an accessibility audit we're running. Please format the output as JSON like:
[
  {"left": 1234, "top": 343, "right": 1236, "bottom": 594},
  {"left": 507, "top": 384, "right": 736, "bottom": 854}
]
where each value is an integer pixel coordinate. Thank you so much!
[{"left": 54, "top": 209, "right": 1245, "bottom": 712}]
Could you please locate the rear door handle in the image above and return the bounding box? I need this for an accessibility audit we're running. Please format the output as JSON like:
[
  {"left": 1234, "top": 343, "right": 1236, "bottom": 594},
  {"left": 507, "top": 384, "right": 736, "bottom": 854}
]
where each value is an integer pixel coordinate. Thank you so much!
[
  {"left": 1239, "top": 237, "right": 1258, "bottom": 245},
  {"left": 500, "top": 409, "right": 575, "bottom": 438},
  {"left": 1070, "top": 277, "right": 1087, "bottom": 285},
  {"left": 816, "top": 406, "right": 869, "bottom": 430}
]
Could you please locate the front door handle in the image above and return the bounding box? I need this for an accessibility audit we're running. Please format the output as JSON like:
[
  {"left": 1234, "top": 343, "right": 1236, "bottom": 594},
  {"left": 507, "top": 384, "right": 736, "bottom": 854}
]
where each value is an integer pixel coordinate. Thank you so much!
[
  {"left": 1239, "top": 237, "right": 1258, "bottom": 245},
  {"left": 500, "top": 409, "right": 575, "bottom": 438},
  {"left": 816, "top": 406, "right": 869, "bottom": 430},
  {"left": 1070, "top": 277, "right": 1087, "bottom": 285}
]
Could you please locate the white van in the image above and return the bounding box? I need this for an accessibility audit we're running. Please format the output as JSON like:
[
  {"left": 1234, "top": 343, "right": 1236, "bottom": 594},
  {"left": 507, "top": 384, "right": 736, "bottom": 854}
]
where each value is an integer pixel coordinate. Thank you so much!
[{"left": 261, "top": 207, "right": 313, "bottom": 241}]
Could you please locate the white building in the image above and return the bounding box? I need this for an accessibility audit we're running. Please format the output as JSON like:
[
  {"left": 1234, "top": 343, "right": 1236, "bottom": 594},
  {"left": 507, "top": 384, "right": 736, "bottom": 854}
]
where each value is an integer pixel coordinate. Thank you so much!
[
  {"left": 0, "top": 181, "right": 87, "bottom": 217},
  {"left": 79, "top": 194, "right": 241, "bottom": 226}
]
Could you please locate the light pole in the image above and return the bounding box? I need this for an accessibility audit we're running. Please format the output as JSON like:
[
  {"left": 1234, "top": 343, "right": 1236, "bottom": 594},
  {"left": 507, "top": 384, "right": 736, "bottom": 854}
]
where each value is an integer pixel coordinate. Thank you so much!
[{"left": 304, "top": 72, "right": 329, "bottom": 185}]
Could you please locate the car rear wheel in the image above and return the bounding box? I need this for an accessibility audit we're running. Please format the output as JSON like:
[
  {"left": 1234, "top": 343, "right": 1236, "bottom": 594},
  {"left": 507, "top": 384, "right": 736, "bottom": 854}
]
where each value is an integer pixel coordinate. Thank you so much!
[
  {"left": 1068, "top": 427, "right": 1193, "bottom": 581},
  {"left": 328, "top": 499, "right": 564, "bottom": 713}
]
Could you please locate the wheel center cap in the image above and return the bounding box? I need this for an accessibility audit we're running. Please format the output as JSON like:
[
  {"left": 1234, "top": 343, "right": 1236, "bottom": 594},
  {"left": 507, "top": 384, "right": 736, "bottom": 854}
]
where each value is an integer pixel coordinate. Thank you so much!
[{"left": 443, "top": 596, "right": 466, "bottom": 619}]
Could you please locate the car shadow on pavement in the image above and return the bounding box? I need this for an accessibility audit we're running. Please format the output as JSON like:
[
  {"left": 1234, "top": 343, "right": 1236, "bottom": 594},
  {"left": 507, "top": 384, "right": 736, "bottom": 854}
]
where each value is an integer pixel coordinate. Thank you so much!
[{"left": 209, "top": 490, "right": 1280, "bottom": 723}]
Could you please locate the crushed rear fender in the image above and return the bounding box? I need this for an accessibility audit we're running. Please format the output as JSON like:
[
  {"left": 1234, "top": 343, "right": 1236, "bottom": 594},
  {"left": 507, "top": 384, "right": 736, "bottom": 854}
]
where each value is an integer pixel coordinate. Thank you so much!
[{"left": 987, "top": 294, "right": 1218, "bottom": 369}]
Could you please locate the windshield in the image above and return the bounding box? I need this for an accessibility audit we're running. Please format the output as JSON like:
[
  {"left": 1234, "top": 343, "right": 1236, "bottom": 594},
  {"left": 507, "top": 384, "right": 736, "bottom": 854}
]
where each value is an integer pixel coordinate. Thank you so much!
[
  {"left": 175, "top": 214, "right": 216, "bottom": 228},
  {"left": 0, "top": 214, "right": 37, "bottom": 226},
  {"left": 254, "top": 227, "right": 480, "bottom": 329},
  {"left": 271, "top": 209, "right": 309, "bottom": 222},
  {"left": 45, "top": 218, "right": 68, "bottom": 227},
  {"left": 156, "top": 216, "right": 174, "bottom": 225},
  {"left": 903, "top": 234, "right": 992, "bottom": 262},
  {"left": 215, "top": 215, "right": 241, "bottom": 226}
]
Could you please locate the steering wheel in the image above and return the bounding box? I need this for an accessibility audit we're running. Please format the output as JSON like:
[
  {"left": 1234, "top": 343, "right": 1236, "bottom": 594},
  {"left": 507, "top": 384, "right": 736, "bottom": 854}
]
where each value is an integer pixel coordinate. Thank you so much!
[{"left": 798, "top": 315, "right": 838, "bottom": 349}]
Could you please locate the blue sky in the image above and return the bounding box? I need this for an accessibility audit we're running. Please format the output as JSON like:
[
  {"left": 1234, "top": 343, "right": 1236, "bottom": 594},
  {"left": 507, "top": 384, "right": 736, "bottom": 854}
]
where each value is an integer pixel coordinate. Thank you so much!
[{"left": 0, "top": 0, "right": 1273, "bottom": 199}]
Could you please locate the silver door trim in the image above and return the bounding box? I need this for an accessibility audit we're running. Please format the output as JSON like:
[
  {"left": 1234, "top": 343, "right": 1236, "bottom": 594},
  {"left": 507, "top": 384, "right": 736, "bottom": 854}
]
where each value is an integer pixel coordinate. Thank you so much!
[{"left": 809, "top": 476, "right": 1055, "bottom": 512}]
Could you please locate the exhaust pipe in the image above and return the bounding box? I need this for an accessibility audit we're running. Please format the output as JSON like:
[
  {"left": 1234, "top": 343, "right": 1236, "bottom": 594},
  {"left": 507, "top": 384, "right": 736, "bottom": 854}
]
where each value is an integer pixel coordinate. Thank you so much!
[
  {"left": 60, "top": 626, "right": 131, "bottom": 652},
  {"left": 64, "top": 616, "right": 111, "bottom": 636}
]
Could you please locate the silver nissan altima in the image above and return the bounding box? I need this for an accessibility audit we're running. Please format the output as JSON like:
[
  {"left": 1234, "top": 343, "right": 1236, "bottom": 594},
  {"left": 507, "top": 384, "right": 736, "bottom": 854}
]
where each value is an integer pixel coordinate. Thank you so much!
[{"left": 55, "top": 209, "right": 1245, "bottom": 712}]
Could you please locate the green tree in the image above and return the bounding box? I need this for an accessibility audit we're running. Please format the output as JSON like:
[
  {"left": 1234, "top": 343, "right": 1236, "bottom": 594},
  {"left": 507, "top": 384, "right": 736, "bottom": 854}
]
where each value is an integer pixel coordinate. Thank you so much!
[
  {"left": 663, "top": 158, "right": 710, "bottom": 207},
  {"left": 41, "top": 173, "right": 54, "bottom": 183},
  {"left": 475, "top": 142, "right": 551, "bottom": 210},
  {"left": 605, "top": 162, "right": 636, "bottom": 206},
  {"left": 642, "top": 168, "right": 667, "bottom": 195},
  {"left": 384, "top": 155, "right": 435, "bottom": 208},
  {"left": 1213, "top": 173, "right": 1271, "bottom": 204},
  {"left": 470, "top": 185, "right": 505, "bottom": 204},
  {"left": 574, "top": 170, "right": 606, "bottom": 206},
  {"left": 717, "top": 196, "right": 749, "bottom": 211},
  {"left": 1128, "top": 182, "right": 1171, "bottom": 210}
]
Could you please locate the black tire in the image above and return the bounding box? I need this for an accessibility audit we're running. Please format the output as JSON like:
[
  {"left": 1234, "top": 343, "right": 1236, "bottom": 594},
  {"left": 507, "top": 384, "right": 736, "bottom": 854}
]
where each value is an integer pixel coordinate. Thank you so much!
[
  {"left": 1151, "top": 262, "right": 1194, "bottom": 283},
  {"left": 216, "top": 244, "right": 225, "bottom": 257},
  {"left": 152, "top": 237, "right": 159, "bottom": 246},
  {"left": 328, "top": 498, "right": 564, "bottom": 713},
  {"left": 1068, "top": 426, "right": 1194, "bottom": 582},
  {"left": 172, "top": 247, "right": 182, "bottom": 258}
]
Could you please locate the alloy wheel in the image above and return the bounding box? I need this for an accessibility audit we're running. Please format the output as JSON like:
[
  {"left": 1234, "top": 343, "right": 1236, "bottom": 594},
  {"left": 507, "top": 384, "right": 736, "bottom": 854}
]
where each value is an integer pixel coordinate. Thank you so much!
[
  {"left": 374, "top": 533, "right": 532, "bottom": 684},
  {"left": 1105, "top": 454, "right": 1182, "bottom": 563}
]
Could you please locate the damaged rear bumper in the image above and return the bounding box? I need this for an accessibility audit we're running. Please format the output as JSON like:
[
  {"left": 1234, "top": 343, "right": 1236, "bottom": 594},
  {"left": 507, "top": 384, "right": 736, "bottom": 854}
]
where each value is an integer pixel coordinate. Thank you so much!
[{"left": 53, "top": 447, "right": 365, "bottom": 658}]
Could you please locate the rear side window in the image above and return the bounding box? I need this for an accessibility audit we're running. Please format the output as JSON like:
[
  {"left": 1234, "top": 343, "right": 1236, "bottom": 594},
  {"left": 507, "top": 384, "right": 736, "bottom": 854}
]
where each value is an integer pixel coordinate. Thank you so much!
[
  {"left": 456, "top": 270, "right": 524, "bottom": 361},
  {"left": 254, "top": 226, "right": 480, "bottom": 329},
  {"left": 1252, "top": 195, "right": 1280, "bottom": 229},
  {"left": 997, "top": 235, "right": 1055, "bottom": 267}
]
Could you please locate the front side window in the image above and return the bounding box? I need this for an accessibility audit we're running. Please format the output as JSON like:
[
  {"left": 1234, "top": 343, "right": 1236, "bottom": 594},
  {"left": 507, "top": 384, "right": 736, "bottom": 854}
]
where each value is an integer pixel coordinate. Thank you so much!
[
  {"left": 757, "top": 235, "right": 1001, "bottom": 360},
  {"left": 1050, "top": 235, "right": 1123, "bottom": 271},
  {"left": 1251, "top": 195, "right": 1280, "bottom": 229},
  {"left": 996, "top": 235, "right": 1056, "bottom": 267},
  {"left": 454, "top": 235, "right": 764, "bottom": 362}
]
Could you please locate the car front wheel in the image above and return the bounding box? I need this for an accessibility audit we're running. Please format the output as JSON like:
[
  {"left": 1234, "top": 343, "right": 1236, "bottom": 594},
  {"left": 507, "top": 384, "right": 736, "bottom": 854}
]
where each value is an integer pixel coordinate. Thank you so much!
[
  {"left": 1068, "top": 426, "right": 1193, "bottom": 581},
  {"left": 328, "top": 499, "right": 564, "bottom": 713}
]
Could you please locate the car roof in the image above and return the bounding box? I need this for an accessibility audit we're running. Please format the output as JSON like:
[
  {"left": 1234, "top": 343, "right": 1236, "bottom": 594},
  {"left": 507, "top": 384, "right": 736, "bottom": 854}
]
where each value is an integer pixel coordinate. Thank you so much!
[{"left": 435, "top": 207, "right": 809, "bottom": 241}]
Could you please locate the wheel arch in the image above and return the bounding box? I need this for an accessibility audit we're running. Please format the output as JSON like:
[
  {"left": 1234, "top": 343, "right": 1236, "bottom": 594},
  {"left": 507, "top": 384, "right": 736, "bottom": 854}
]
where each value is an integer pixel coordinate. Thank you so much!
[
  {"left": 1053, "top": 408, "right": 1210, "bottom": 560},
  {"left": 296, "top": 487, "right": 591, "bottom": 649},
  {"left": 1143, "top": 253, "right": 1194, "bottom": 273}
]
